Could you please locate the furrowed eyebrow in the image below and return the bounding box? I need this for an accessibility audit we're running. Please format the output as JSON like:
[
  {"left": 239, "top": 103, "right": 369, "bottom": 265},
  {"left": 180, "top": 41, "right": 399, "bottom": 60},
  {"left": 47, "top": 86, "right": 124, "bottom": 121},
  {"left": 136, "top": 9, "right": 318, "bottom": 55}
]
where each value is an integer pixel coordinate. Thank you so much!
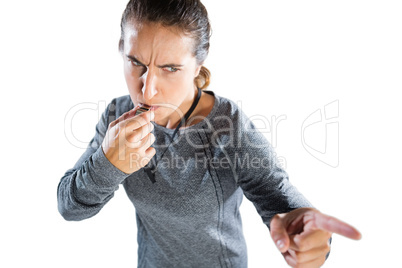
[
  {"left": 156, "top": 63, "right": 184, "bottom": 68},
  {"left": 126, "top": 55, "right": 145, "bottom": 65},
  {"left": 126, "top": 54, "right": 183, "bottom": 68}
]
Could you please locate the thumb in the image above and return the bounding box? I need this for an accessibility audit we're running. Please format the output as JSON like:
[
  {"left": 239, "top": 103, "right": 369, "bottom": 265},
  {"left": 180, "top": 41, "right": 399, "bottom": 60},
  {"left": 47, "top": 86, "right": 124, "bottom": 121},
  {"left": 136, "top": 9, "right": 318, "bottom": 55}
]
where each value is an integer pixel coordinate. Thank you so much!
[{"left": 270, "top": 215, "right": 290, "bottom": 253}]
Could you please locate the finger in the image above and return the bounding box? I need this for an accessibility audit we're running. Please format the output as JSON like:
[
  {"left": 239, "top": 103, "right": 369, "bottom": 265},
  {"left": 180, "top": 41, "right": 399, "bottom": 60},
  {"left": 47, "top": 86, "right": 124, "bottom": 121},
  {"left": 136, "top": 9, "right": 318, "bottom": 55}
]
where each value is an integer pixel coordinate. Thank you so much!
[
  {"left": 270, "top": 214, "right": 290, "bottom": 253},
  {"left": 127, "top": 131, "right": 155, "bottom": 149},
  {"left": 290, "top": 230, "right": 331, "bottom": 252},
  {"left": 124, "top": 110, "right": 155, "bottom": 131},
  {"left": 141, "top": 132, "right": 156, "bottom": 149},
  {"left": 287, "top": 243, "right": 330, "bottom": 264},
  {"left": 109, "top": 106, "right": 140, "bottom": 128},
  {"left": 285, "top": 253, "right": 326, "bottom": 268},
  {"left": 144, "top": 145, "right": 156, "bottom": 158},
  {"left": 283, "top": 251, "right": 297, "bottom": 267},
  {"left": 127, "top": 134, "right": 156, "bottom": 169},
  {"left": 314, "top": 213, "right": 362, "bottom": 240},
  {"left": 140, "top": 146, "right": 157, "bottom": 167},
  {"left": 126, "top": 122, "right": 154, "bottom": 145}
]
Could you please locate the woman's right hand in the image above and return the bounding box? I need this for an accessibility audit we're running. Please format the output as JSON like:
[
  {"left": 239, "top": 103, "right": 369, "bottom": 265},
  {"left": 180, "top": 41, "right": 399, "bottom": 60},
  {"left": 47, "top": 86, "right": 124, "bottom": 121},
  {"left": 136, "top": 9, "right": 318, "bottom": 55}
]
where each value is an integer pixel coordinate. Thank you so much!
[{"left": 101, "top": 107, "right": 156, "bottom": 174}]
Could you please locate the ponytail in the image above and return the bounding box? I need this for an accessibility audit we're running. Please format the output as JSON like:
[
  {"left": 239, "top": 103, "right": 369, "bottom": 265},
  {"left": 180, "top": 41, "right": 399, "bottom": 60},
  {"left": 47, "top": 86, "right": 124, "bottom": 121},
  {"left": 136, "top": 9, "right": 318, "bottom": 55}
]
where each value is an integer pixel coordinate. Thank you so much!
[{"left": 195, "top": 66, "right": 211, "bottom": 90}]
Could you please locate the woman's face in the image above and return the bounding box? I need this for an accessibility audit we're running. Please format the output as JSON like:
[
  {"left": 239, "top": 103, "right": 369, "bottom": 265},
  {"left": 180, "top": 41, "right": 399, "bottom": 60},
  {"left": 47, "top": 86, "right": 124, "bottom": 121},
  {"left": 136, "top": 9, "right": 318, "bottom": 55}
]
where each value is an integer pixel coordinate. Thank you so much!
[{"left": 122, "top": 22, "right": 202, "bottom": 128}]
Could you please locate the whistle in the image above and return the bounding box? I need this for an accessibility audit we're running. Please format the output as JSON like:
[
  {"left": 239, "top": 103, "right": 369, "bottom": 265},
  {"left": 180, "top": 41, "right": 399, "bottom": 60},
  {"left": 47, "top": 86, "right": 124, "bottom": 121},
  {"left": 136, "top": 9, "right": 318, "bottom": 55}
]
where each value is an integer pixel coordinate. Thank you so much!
[{"left": 135, "top": 105, "right": 150, "bottom": 116}]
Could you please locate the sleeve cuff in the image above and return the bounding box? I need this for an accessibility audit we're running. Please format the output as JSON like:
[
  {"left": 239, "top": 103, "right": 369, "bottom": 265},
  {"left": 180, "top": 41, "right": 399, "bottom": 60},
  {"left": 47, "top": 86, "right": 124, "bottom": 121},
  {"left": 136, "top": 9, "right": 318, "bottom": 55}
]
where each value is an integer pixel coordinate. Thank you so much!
[{"left": 90, "top": 146, "right": 131, "bottom": 187}]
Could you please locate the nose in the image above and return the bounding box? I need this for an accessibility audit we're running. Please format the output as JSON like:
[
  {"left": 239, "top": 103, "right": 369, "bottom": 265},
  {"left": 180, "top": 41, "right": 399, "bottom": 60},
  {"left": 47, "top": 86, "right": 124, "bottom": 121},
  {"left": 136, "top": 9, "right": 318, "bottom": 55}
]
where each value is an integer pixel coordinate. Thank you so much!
[{"left": 141, "top": 68, "right": 158, "bottom": 101}]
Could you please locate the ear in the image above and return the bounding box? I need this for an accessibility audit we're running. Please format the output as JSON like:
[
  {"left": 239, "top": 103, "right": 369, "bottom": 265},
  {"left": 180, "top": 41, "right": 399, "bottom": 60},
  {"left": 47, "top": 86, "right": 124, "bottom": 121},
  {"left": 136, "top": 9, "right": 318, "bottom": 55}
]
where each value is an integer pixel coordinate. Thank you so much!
[{"left": 194, "top": 64, "right": 202, "bottom": 77}]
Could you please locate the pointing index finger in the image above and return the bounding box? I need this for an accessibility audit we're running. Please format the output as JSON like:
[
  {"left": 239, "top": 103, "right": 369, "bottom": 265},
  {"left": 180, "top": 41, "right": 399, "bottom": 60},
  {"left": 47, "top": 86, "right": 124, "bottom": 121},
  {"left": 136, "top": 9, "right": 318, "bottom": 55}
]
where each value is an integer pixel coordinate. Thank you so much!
[{"left": 314, "top": 212, "right": 362, "bottom": 240}]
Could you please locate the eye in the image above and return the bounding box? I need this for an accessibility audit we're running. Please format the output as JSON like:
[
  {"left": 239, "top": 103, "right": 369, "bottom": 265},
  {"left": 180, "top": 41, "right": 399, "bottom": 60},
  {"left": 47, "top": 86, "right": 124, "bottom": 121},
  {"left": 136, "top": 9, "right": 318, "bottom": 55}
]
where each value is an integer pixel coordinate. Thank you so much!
[
  {"left": 130, "top": 59, "right": 144, "bottom": 67},
  {"left": 164, "top": 66, "right": 179, "bottom": 73}
]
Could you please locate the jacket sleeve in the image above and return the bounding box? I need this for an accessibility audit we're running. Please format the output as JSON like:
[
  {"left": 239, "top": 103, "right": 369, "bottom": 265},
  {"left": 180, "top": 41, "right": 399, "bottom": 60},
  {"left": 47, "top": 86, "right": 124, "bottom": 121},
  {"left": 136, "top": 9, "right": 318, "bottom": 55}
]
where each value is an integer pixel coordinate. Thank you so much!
[
  {"left": 234, "top": 111, "right": 313, "bottom": 228},
  {"left": 57, "top": 98, "right": 130, "bottom": 221}
]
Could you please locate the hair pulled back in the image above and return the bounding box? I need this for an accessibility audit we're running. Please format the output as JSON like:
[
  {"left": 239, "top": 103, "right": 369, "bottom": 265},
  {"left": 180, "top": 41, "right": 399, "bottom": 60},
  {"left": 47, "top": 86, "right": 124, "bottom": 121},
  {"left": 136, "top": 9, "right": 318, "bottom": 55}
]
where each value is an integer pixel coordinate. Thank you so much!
[{"left": 119, "top": 0, "right": 212, "bottom": 89}]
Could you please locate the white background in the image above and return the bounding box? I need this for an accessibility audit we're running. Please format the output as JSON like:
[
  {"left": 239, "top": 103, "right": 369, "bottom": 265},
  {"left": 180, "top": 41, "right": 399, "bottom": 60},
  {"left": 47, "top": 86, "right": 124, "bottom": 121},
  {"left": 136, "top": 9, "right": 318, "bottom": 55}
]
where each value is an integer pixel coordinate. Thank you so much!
[{"left": 1, "top": 0, "right": 401, "bottom": 267}]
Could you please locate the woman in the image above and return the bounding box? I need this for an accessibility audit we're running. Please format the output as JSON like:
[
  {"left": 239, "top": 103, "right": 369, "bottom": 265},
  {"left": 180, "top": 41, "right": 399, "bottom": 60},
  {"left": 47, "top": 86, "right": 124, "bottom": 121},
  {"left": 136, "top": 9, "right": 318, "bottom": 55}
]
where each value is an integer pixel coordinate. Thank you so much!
[{"left": 57, "top": 0, "right": 361, "bottom": 267}]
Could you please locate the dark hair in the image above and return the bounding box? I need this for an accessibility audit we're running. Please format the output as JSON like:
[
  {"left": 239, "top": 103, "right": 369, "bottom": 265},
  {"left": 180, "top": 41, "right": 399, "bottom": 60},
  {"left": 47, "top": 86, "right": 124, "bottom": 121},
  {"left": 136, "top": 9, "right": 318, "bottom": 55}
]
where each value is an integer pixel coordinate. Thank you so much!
[{"left": 118, "top": 0, "right": 212, "bottom": 89}]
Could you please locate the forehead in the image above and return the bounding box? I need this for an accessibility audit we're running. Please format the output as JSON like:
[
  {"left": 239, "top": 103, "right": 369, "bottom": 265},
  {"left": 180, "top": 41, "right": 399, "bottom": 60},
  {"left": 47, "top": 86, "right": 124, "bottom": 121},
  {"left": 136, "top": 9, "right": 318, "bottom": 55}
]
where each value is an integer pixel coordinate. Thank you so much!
[{"left": 124, "top": 22, "right": 195, "bottom": 61}]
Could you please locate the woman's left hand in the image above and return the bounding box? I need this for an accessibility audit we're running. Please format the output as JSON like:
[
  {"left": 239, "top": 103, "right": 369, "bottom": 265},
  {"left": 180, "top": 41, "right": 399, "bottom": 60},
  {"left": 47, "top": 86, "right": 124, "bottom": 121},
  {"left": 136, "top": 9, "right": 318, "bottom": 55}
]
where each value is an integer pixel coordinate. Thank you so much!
[{"left": 270, "top": 208, "right": 361, "bottom": 267}]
